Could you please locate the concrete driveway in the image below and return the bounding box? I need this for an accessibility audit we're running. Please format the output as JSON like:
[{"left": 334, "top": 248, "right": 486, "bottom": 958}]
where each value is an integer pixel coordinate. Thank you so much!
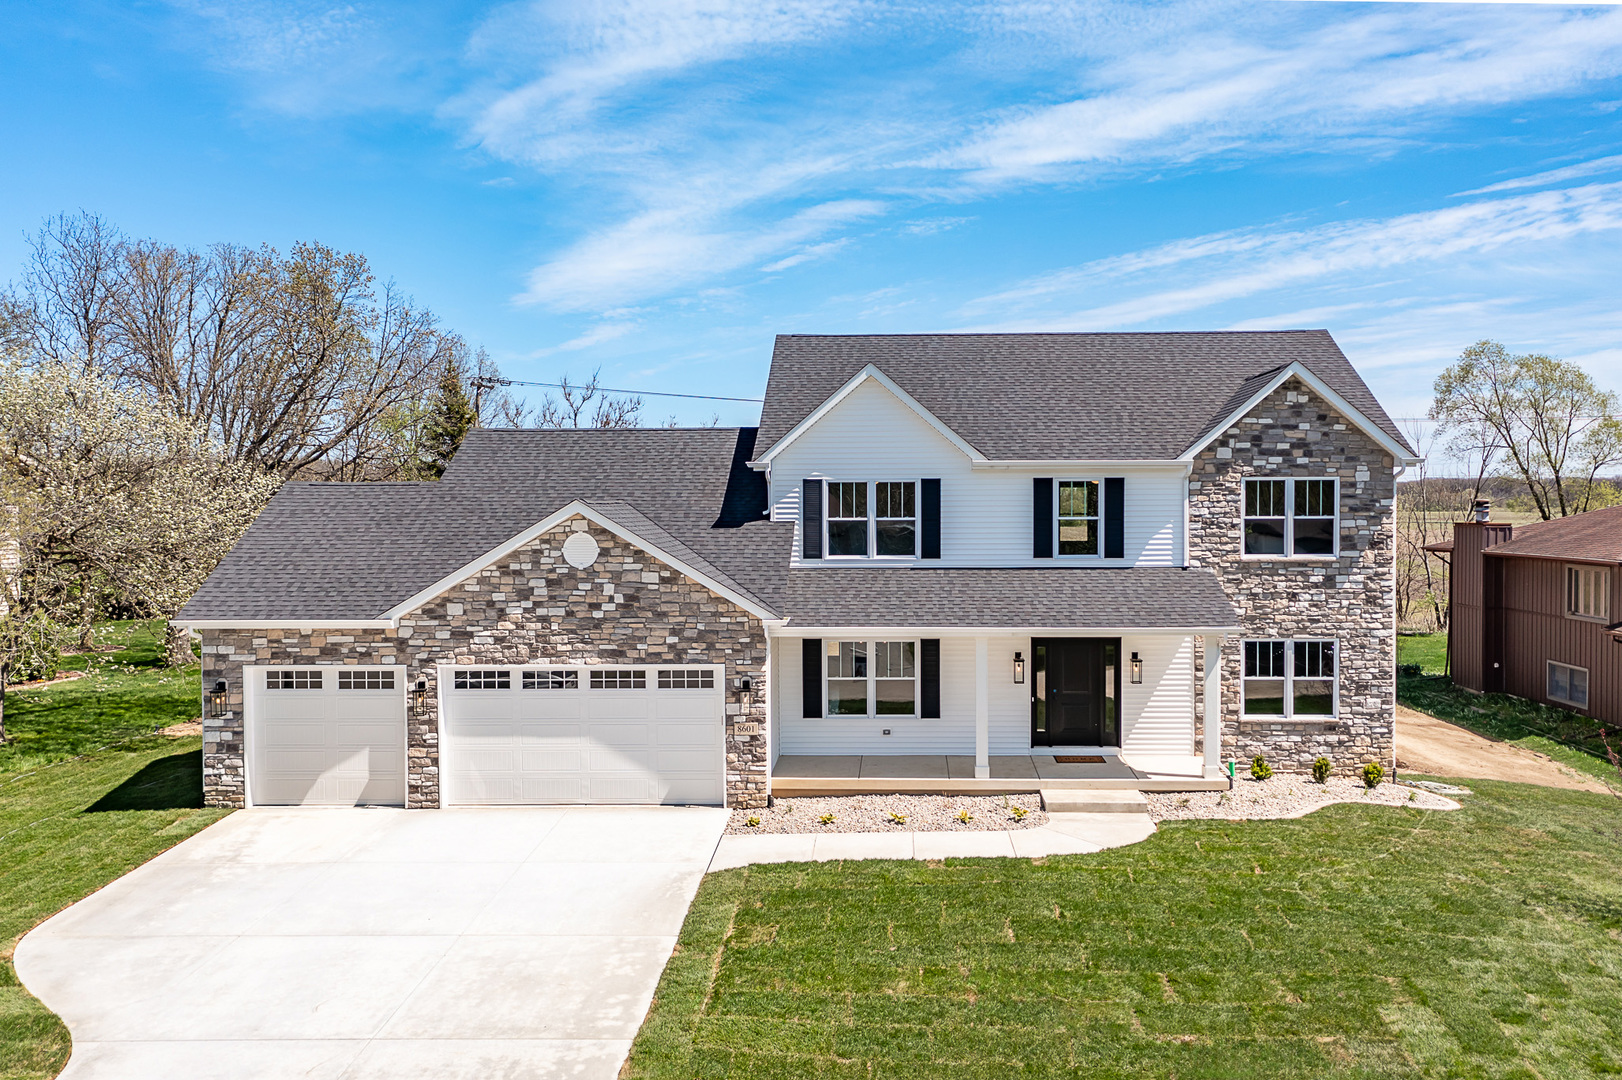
[{"left": 16, "top": 805, "right": 728, "bottom": 1080}]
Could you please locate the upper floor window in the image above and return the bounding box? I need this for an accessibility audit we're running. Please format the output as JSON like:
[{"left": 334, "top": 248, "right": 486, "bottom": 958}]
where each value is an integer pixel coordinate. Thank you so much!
[
  {"left": 1242, "top": 639, "right": 1336, "bottom": 717},
  {"left": 1566, "top": 565, "right": 1610, "bottom": 621},
  {"left": 1057, "top": 480, "right": 1098, "bottom": 556},
  {"left": 826, "top": 481, "right": 915, "bottom": 558},
  {"left": 1243, "top": 478, "right": 1338, "bottom": 557}
]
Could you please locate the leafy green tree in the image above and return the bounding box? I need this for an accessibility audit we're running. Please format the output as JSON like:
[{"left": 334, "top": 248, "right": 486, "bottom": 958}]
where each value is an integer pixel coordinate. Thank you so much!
[
  {"left": 417, "top": 359, "right": 479, "bottom": 479},
  {"left": 1430, "top": 341, "right": 1622, "bottom": 519}
]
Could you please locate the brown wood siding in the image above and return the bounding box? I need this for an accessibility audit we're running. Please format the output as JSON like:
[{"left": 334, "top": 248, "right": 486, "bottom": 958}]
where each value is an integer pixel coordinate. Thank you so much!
[
  {"left": 1489, "top": 554, "right": 1622, "bottom": 725},
  {"left": 1449, "top": 522, "right": 1513, "bottom": 692}
]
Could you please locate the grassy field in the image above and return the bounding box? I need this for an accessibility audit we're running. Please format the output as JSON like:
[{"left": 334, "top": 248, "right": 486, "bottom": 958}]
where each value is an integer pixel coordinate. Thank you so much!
[
  {"left": 628, "top": 781, "right": 1622, "bottom": 1079},
  {"left": 1397, "top": 633, "right": 1620, "bottom": 791},
  {"left": 0, "top": 622, "right": 226, "bottom": 1080}
]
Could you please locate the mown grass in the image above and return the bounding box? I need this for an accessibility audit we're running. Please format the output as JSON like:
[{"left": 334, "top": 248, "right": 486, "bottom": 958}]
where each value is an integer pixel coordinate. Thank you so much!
[
  {"left": 1397, "top": 633, "right": 1621, "bottom": 791},
  {"left": 628, "top": 782, "right": 1622, "bottom": 1079},
  {"left": 0, "top": 620, "right": 225, "bottom": 1080}
]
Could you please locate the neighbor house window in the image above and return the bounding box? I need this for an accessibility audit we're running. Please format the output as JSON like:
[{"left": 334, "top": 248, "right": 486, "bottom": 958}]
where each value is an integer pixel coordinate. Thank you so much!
[
  {"left": 1242, "top": 639, "right": 1336, "bottom": 717},
  {"left": 825, "top": 481, "right": 916, "bottom": 558},
  {"left": 1566, "top": 565, "right": 1610, "bottom": 621},
  {"left": 1057, "top": 480, "right": 1099, "bottom": 556},
  {"left": 337, "top": 670, "right": 395, "bottom": 691},
  {"left": 1243, "top": 479, "right": 1338, "bottom": 557},
  {"left": 1547, "top": 661, "right": 1589, "bottom": 709},
  {"left": 826, "top": 639, "right": 916, "bottom": 716}
]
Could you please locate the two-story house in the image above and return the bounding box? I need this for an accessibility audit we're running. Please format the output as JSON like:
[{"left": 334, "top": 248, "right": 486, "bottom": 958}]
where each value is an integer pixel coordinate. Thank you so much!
[{"left": 176, "top": 330, "right": 1418, "bottom": 809}]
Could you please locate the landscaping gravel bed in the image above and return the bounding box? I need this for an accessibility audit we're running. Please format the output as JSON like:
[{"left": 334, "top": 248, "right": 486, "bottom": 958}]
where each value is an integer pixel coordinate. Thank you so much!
[
  {"left": 1146, "top": 775, "right": 1459, "bottom": 821},
  {"left": 727, "top": 793, "right": 1047, "bottom": 834}
]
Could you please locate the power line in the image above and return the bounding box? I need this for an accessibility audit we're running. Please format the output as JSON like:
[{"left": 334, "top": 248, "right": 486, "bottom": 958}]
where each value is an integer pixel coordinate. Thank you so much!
[{"left": 473, "top": 376, "right": 763, "bottom": 404}]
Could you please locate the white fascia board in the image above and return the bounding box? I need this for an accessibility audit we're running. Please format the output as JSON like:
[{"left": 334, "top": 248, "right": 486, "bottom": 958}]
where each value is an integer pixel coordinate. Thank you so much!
[
  {"left": 172, "top": 619, "right": 396, "bottom": 631},
  {"left": 749, "top": 364, "right": 987, "bottom": 467},
  {"left": 1179, "top": 361, "right": 1423, "bottom": 467},
  {"left": 378, "top": 500, "right": 780, "bottom": 623},
  {"left": 765, "top": 624, "right": 1238, "bottom": 638},
  {"left": 969, "top": 459, "right": 1180, "bottom": 471}
]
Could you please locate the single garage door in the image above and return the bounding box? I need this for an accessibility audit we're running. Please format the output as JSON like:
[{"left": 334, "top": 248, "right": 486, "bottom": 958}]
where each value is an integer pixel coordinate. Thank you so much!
[
  {"left": 248, "top": 666, "right": 407, "bottom": 806},
  {"left": 441, "top": 664, "right": 725, "bottom": 806}
]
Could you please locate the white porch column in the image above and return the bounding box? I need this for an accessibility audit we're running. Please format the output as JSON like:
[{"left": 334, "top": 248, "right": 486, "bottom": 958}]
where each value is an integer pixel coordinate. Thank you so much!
[
  {"left": 1203, "top": 635, "right": 1224, "bottom": 778},
  {"left": 974, "top": 637, "right": 990, "bottom": 779}
]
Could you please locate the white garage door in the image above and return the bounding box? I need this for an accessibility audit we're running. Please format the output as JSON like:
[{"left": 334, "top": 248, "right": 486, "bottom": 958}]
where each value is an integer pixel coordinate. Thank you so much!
[
  {"left": 441, "top": 665, "right": 725, "bottom": 806},
  {"left": 248, "top": 666, "right": 407, "bottom": 807}
]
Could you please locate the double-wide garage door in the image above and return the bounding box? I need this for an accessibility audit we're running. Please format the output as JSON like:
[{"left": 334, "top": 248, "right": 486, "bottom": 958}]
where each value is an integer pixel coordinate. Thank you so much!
[
  {"left": 248, "top": 666, "right": 407, "bottom": 807},
  {"left": 441, "top": 665, "right": 726, "bottom": 806}
]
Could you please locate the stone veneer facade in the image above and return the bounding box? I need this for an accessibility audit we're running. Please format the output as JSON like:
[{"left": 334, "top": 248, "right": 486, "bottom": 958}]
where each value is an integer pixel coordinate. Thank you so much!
[
  {"left": 1188, "top": 375, "right": 1397, "bottom": 773},
  {"left": 199, "top": 516, "right": 770, "bottom": 809}
]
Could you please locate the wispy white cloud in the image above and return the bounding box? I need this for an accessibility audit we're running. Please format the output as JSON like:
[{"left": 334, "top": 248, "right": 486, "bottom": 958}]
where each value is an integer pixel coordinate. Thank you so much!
[
  {"left": 761, "top": 238, "right": 850, "bottom": 272},
  {"left": 1453, "top": 153, "right": 1622, "bottom": 196},
  {"left": 530, "top": 321, "right": 639, "bottom": 355},
  {"left": 963, "top": 182, "right": 1622, "bottom": 330}
]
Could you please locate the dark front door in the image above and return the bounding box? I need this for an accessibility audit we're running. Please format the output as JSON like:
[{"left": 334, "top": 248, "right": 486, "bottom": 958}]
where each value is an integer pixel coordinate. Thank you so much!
[{"left": 1032, "top": 639, "right": 1120, "bottom": 747}]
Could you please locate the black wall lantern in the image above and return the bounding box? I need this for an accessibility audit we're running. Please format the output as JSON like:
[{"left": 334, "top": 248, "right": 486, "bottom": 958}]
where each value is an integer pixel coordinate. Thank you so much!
[
  {"left": 1129, "top": 652, "right": 1143, "bottom": 684},
  {"left": 1012, "top": 651, "right": 1025, "bottom": 684},
  {"left": 206, "top": 680, "right": 229, "bottom": 719},
  {"left": 412, "top": 679, "right": 428, "bottom": 713},
  {"left": 736, "top": 675, "right": 755, "bottom": 698}
]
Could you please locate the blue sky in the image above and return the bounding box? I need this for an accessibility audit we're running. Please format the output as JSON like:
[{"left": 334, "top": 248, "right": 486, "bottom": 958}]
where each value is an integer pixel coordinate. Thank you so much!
[{"left": 4, "top": 1, "right": 1622, "bottom": 467}]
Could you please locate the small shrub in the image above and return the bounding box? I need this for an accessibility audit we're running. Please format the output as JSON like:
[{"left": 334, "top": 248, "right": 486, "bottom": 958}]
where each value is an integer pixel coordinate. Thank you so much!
[
  {"left": 1408, "top": 790, "right": 1417, "bottom": 801},
  {"left": 1396, "top": 663, "right": 1424, "bottom": 678},
  {"left": 1010, "top": 805, "right": 1029, "bottom": 821},
  {"left": 888, "top": 811, "right": 907, "bottom": 824},
  {"left": 744, "top": 815, "right": 761, "bottom": 827},
  {"left": 1362, "top": 761, "right": 1384, "bottom": 788},
  {"left": 1250, "top": 755, "right": 1273, "bottom": 781},
  {"left": 1311, "top": 756, "right": 1332, "bottom": 784},
  {"left": 957, "top": 809, "right": 973, "bottom": 824},
  {"left": 818, "top": 812, "right": 836, "bottom": 825}
]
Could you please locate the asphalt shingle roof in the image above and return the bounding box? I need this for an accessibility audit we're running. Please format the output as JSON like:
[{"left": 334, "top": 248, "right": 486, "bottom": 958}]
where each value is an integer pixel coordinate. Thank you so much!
[
  {"left": 756, "top": 330, "right": 1413, "bottom": 460},
  {"left": 1485, "top": 505, "right": 1622, "bottom": 564}
]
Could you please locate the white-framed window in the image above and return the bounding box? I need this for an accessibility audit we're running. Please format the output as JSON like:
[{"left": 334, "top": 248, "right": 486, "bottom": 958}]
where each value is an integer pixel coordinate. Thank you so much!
[
  {"left": 454, "top": 669, "right": 510, "bottom": 690},
  {"left": 1243, "top": 478, "right": 1338, "bottom": 557},
  {"left": 522, "top": 670, "right": 579, "bottom": 690},
  {"left": 267, "top": 669, "right": 322, "bottom": 690},
  {"left": 658, "top": 668, "right": 715, "bottom": 689},
  {"left": 1565, "top": 565, "right": 1611, "bottom": 621},
  {"left": 589, "top": 668, "right": 646, "bottom": 690},
  {"left": 826, "top": 639, "right": 917, "bottom": 716},
  {"left": 824, "top": 481, "right": 916, "bottom": 558},
  {"left": 1547, "top": 661, "right": 1590, "bottom": 709},
  {"left": 1242, "top": 639, "right": 1337, "bottom": 717},
  {"left": 1056, "top": 479, "right": 1099, "bottom": 557},
  {"left": 337, "top": 669, "right": 395, "bottom": 691}
]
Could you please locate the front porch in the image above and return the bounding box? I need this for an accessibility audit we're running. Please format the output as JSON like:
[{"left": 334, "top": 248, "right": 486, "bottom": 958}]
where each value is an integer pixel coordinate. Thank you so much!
[{"left": 770, "top": 752, "right": 1230, "bottom": 796}]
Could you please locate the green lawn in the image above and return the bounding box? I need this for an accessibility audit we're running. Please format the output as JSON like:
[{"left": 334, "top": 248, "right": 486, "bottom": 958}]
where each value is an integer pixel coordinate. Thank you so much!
[
  {"left": 0, "top": 622, "right": 226, "bottom": 1080},
  {"left": 629, "top": 782, "right": 1622, "bottom": 1079},
  {"left": 1397, "top": 634, "right": 1620, "bottom": 791}
]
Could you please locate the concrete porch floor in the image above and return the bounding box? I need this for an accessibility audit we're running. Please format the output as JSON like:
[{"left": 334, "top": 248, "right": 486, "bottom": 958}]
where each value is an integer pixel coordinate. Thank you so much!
[{"left": 769, "top": 754, "right": 1230, "bottom": 795}]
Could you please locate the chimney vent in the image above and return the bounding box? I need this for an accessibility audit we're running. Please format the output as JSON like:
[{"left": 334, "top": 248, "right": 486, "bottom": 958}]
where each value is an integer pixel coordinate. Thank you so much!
[{"left": 1471, "top": 499, "right": 1491, "bottom": 523}]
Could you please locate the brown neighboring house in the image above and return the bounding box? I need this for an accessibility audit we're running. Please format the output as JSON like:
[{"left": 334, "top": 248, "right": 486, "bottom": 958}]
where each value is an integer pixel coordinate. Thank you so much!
[{"left": 1434, "top": 504, "right": 1622, "bottom": 724}]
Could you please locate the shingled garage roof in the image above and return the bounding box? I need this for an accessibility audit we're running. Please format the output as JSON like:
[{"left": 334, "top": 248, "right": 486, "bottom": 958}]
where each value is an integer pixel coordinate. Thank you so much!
[
  {"left": 779, "top": 567, "right": 1238, "bottom": 630},
  {"left": 1485, "top": 505, "right": 1622, "bottom": 564},
  {"left": 756, "top": 331, "right": 1413, "bottom": 461},
  {"left": 178, "top": 428, "right": 796, "bottom": 622}
]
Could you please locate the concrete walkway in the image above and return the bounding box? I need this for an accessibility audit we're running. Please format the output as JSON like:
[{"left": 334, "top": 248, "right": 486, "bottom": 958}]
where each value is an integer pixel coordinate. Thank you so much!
[
  {"left": 16, "top": 806, "right": 728, "bottom": 1080},
  {"left": 710, "top": 811, "right": 1156, "bottom": 870}
]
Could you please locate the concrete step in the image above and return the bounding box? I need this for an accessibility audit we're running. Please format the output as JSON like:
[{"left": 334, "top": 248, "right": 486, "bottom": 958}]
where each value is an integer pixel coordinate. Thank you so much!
[{"left": 1039, "top": 788, "right": 1148, "bottom": 814}]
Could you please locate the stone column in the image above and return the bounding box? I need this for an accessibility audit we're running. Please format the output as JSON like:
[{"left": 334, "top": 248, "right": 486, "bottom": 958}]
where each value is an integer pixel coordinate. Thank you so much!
[
  {"left": 1203, "top": 635, "right": 1224, "bottom": 778},
  {"left": 974, "top": 637, "right": 990, "bottom": 779}
]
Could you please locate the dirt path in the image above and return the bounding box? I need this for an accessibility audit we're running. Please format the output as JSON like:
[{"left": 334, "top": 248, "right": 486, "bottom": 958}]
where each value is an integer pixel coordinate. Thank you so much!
[{"left": 1396, "top": 705, "right": 1614, "bottom": 793}]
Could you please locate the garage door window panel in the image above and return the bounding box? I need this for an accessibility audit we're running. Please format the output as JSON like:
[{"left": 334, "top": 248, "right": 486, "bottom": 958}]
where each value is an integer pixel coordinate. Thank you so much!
[
  {"left": 591, "top": 669, "right": 647, "bottom": 689},
  {"left": 523, "top": 670, "right": 579, "bottom": 689},
  {"left": 338, "top": 670, "right": 395, "bottom": 690},
  {"left": 268, "top": 670, "right": 322, "bottom": 690},
  {"left": 455, "top": 669, "right": 511, "bottom": 690},
  {"left": 658, "top": 669, "right": 715, "bottom": 689}
]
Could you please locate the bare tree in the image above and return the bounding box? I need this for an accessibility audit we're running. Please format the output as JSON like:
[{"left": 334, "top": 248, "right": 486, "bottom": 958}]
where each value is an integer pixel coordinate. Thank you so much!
[
  {"left": 1432, "top": 341, "right": 1622, "bottom": 518},
  {"left": 16, "top": 212, "right": 126, "bottom": 370},
  {"left": 530, "top": 369, "right": 643, "bottom": 429}
]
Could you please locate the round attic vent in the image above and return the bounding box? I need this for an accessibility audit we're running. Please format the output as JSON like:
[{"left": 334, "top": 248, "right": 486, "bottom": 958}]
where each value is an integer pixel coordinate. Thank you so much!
[{"left": 562, "top": 531, "right": 600, "bottom": 569}]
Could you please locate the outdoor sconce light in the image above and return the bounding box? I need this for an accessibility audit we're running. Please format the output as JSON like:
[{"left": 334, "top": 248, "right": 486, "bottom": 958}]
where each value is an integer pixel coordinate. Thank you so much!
[
  {"left": 1129, "top": 652, "right": 1143, "bottom": 684},
  {"left": 1012, "top": 651, "right": 1025, "bottom": 684},
  {"left": 411, "top": 679, "right": 428, "bottom": 713},
  {"left": 206, "top": 680, "right": 229, "bottom": 719},
  {"left": 737, "top": 675, "right": 755, "bottom": 697}
]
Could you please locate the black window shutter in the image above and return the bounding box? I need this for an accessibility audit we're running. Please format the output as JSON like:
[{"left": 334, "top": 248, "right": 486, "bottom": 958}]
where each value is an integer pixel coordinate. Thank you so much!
[
  {"left": 920, "top": 639, "right": 941, "bottom": 718},
  {"left": 1033, "top": 478, "right": 1053, "bottom": 558},
  {"left": 920, "top": 479, "right": 941, "bottom": 559},
  {"left": 1104, "top": 477, "right": 1125, "bottom": 559},
  {"left": 802, "top": 638, "right": 823, "bottom": 718},
  {"left": 802, "top": 480, "right": 822, "bottom": 560}
]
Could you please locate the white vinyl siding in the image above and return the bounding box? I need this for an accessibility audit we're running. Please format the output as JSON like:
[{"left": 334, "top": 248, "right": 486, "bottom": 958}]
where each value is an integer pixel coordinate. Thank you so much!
[
  {"left": 770, "top": 378, "right": 1186, "bottom": 567},
  {"left": 1118, "top": 634, "right": 1196, "bottom": 755}
]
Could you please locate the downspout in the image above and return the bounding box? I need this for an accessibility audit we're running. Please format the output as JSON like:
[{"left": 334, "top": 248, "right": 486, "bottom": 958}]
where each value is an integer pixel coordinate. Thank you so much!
[{"left": 1390, "top": 462, "right": 1412, "bottom": 781}]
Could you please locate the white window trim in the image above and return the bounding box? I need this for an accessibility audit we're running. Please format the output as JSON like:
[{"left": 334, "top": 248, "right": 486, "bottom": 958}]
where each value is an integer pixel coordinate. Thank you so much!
[
  {"left": 1546, "top": 660, "right": 1590, "bottom": 710},
  {"left": 1241, "top": 477, "right": 1340, "bottom": 560},
  {"left": 823, "top": 638, "right": 920, "bottom": 718},
  {"left": 821, "top": 479, "right": 919, "bottom": 561},
  {"left": 1240, "top": 637, "right": 1339, "bottom": 719},
  {"left": 1563, "top": 564, "right": 1611, "bottom": 623},
  {"left": 1053, "top": 477, "right": 1105, "bottom": 561}
]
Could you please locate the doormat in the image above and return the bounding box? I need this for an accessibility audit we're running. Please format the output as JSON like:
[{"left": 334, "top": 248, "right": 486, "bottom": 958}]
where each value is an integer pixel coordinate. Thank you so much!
[{"left": 1054, "top": 755, "right": 1106, "bottom": 764}]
